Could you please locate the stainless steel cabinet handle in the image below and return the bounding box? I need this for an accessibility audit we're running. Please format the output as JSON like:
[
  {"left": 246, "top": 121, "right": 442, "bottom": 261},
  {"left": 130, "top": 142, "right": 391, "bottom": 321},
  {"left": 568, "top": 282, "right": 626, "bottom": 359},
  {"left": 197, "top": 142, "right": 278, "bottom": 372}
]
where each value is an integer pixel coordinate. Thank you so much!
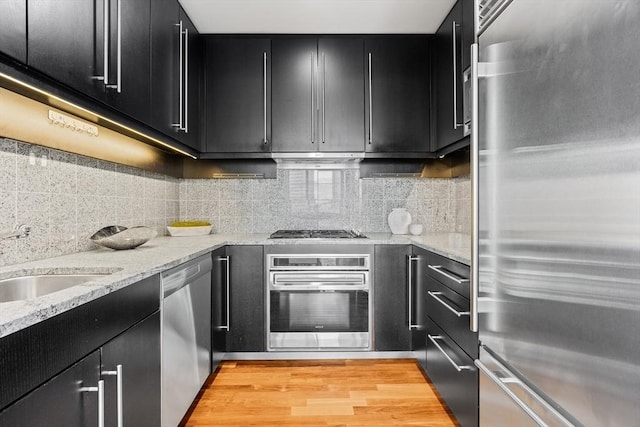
[
  {"left": 427, "top": 264, "right": 470, "bottom": 284},
  {"left": 407, "top": 255, "right": 420, "bottom": 330},
  {"left": 428, "top": 334, "right": 473, "bottom": 372},
  {"left": 428, "top": 291, "right": 470, "bottom": 317},
  {"left": 184, "top": 27, "right": 189, "bottom": 133},
  {"left": 220, "top": 256, "right": 230, "bottom": 331},
  {"left": 102, "top": 364, "right": 123, "bottom": 427},
  {"left": 368, "top": 52, "right": 373, "bottom": 144},
  {"left": 322, "top": 51, "right": 326, "bottom": 144},
  {"left": 452, "top": 20, "right": 462, "bottom": 129},
  {"left": 263, "top": 52, "right": 268, "bottom": 145},
  {"left": 470, "top": 42, "right": 479, "bottom": 332},
  {"left": 94, "top": 0, "right": 110, "bottom": 84},
  {"left": 105, "top": 0, "right": 122, "bottom": 92},
  {"left": 310, "top": 52, "right": 315, "bottom": 144},
  {"left": 80, "top": 380, "right": 105, "bottom": 427},
  {"left": 172, "top": 21, "right": 184, "bottom": 130}
]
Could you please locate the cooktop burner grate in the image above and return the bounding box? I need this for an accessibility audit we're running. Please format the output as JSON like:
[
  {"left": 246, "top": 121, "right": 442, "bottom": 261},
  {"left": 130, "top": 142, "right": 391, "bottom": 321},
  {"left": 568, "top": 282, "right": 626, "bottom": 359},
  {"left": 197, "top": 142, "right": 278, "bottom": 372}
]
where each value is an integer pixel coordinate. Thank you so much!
[{"left": 269, "top": 229, "right": 367, "bottom": 239}]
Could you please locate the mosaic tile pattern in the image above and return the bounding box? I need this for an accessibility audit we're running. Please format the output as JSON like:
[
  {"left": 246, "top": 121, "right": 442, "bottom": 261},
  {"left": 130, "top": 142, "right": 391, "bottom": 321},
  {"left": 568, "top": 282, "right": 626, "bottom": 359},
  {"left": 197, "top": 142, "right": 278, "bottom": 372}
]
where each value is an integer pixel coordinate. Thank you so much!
[
  {"left": 180, "top": 170, "right": 471, "bottom": 235},
  {"left": 0, "top": 138, "right": 180, "bottom": 267}
]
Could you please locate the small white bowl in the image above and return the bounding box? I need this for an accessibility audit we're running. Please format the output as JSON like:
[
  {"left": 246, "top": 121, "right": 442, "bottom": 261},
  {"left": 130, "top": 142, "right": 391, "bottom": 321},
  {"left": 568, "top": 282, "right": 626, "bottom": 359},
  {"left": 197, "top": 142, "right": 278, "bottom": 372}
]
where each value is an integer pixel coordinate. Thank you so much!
[
  {"left": 167, "top": 225, "right": 213, "bottom": 237},
  {"left": 409, "top": 224, "right": 423, "bottom": 236}
]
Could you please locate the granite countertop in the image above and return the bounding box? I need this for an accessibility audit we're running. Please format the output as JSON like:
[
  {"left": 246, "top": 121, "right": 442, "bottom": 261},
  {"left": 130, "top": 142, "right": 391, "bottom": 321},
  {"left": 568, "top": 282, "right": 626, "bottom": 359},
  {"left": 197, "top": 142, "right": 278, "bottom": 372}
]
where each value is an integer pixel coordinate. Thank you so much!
[{"left": 0, "top": 232, "right": 470, "bottom": 339}]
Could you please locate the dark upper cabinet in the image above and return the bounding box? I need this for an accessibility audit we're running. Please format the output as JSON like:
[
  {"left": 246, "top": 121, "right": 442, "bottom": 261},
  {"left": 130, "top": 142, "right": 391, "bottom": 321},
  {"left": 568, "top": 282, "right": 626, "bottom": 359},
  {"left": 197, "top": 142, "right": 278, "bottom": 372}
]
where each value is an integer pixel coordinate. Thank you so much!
[
  {"left": 432, "top": 0, "right": 474, "bottom": 153},
  {"left": 364, "top": 37, "right": 431, "bottom": 154},
  {"left": 272, "top": 38, "right": 317, "bottom": 152},
  {"left": 0, "top": 0, "right": 26, "bottom": 62},
  {"left": 101, "top": 312, "right": 161, "bottom": 427},
  {"left": 205, "top": 38, "right": 271, "bottom": 153},
  {"left": 27, "top": 0, "right": 106, "bottom": 100},
  {"left": 318, "top": 38, "right": 365, "bottom": 152},
  {"left": 150, "top": 1, "right": 201, "bottom": 150},
  {"left": 373, "top": 245, "right": 412, "bottom": 351},
  {"left": 272, "top": 37, "right": 365, "bottom": 153},
  {"left": 179, "top": 8, "right": 202, "bottom": 151},
  {"left": 105, "top": 0, "right": 151, "bottom": 124}
]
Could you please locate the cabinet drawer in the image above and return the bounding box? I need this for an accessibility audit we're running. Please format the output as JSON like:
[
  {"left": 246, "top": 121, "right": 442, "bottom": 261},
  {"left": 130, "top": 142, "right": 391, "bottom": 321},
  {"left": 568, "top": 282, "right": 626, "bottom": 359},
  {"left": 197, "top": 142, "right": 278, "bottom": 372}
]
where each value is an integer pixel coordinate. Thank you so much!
[
  {"left": 426, "top": 278, "right": 478, "bottom": 359},
  {"left": 426, "top": 319, "right": 478, "bottom": 427},
  {"left": 426, "top": 251, "right": 470, "bottom": 298}
]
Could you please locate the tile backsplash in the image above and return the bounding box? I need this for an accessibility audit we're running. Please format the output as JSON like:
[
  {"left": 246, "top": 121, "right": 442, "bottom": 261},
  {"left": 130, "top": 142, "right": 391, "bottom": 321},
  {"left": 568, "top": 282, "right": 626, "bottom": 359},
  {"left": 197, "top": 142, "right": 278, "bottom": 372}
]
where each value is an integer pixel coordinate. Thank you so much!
[
  {"left": 0, "top": 138, "right": 180, "bottom": 267},
  {"left": 180, "top": 170, "right": 471, "bottom": 235},
  {"left": 1, "top": 137, "right": 470, "bottom": 267}
]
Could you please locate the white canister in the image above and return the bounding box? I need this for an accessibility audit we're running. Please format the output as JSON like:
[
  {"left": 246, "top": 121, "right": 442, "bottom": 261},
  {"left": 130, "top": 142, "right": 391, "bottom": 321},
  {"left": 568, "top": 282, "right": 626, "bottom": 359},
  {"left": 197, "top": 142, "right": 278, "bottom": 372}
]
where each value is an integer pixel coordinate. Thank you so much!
[
  {"left": 409, "top": 224, "right": 423, "bottom": 235},
  {"left": 388, "top": 208, "right": 412, "bottom": 234}
]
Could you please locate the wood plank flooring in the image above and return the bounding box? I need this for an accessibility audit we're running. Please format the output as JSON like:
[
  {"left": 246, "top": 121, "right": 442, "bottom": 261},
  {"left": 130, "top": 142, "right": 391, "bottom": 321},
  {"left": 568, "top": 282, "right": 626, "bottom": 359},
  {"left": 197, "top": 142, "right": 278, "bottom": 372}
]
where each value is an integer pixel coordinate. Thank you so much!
[{"left": 181, "top": 359, "right": 459, "bottom": 427}]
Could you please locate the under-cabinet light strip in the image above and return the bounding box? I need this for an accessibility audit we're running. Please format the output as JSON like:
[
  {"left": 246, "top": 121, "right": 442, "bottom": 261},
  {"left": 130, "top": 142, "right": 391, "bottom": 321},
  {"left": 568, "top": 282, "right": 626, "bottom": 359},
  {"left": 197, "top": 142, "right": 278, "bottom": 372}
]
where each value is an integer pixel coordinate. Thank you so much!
[{"left": 0, "top": 72, "right": 197, "bottom": 159}]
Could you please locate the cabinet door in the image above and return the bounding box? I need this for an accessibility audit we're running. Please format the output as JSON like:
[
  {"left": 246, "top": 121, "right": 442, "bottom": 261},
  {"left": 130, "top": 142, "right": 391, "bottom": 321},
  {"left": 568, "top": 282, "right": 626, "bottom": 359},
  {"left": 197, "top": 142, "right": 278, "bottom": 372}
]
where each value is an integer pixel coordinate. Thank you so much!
[
  {"left": 272, "top": 38, "right": 318, "bottom": 152},
  {"left": 101, "top": 312, "right": 161, "bottom": 427},
  {"left": 28, "top": 0, "right": 105, "bottom": 100},
  {"left": 150, "top": 0, "right": 180, "bottom": 138},
  {"left": 433, "top": 1, "right": 465, "bottom": 152},
  {"left": 180, "top": 9, "right": 202, "bottom": 151},
  {"left": 211, "top": 247, "right": 228, "bottom": 368},
  {"left": 227, "top": 245, "right": 265, "bottom": 351},
  {"left": 365, "top": 38, "right": 431, "bottom": 153},
  {"left": 461, "top": 0, "right": 474, "bottom": 71},
  {"left": 0, "top": 351, "right": 100, "bottom": 426},
  {"left": 0, "top": 0, "right": 26, "bottom": 62},
  {"left": 105, "top": 0, "right": 151, "bottom": 124},
  {"left": 411, "top": 246, "right": 429, "bottom": 372},
  {"left": 317, "top": 38, "right": 365, "bottom": 151},
  {"left": 373, "top": 245, "right": 412, "bottom": 351},
  {"left": 205, "top": 38, "right": 271, "bottom": 153}
]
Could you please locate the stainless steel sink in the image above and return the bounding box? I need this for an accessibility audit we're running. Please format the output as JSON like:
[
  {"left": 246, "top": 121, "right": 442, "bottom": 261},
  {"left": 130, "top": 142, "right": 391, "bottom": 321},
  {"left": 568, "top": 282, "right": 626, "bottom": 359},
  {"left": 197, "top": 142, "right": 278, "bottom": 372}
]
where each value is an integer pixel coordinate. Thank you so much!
[{"left": 0, "top": 274, "right": 109, "bottom": 303}]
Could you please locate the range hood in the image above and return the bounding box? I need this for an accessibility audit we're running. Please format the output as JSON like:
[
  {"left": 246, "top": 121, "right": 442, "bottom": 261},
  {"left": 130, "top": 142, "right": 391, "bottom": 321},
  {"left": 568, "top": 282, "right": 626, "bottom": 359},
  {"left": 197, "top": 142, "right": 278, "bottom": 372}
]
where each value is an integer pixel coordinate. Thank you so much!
[{"left": 272, "top": 152, "right": 364, "bottom": 169}]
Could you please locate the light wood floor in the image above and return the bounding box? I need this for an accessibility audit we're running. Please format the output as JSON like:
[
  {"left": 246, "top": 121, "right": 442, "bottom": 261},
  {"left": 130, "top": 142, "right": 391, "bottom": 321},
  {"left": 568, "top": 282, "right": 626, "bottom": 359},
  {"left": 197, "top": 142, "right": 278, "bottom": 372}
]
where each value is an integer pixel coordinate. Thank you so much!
[{"left": 181, "top": 359, "right": 458, "bottom": 427}]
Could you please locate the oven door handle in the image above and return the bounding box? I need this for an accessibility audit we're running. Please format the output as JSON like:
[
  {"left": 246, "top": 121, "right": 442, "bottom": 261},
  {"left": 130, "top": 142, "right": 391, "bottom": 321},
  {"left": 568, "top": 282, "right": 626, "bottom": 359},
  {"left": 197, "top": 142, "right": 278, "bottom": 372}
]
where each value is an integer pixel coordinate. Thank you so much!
[
  {"left": 270, "top": 284, "right": 369, "bottom": 291},
  {"left": 271, "top": 272, "right": 367, "bottom": 286}
]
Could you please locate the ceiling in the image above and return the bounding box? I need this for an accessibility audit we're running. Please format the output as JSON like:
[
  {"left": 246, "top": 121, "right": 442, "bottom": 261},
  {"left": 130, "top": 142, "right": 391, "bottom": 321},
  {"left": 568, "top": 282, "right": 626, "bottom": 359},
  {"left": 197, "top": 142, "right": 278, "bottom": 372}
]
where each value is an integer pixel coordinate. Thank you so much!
[{"left": 179, "top": 0, "right": 456, "bottom": 34}]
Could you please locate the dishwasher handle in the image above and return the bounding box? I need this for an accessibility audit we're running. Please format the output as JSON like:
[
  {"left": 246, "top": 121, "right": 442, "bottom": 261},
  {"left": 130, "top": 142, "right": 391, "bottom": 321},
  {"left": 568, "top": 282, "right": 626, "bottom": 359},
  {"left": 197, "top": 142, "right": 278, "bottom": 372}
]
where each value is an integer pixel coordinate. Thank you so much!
[{"left": 162, "top": 255, "right": 213, "bottom": 298}]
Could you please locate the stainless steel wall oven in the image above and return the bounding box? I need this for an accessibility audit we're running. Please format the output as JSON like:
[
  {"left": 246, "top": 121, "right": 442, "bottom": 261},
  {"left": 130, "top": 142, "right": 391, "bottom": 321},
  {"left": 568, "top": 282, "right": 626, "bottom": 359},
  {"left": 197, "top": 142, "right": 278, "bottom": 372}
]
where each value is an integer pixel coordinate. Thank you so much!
[{"left": 266, "top": 246, "right": 373, "bottom": 351}]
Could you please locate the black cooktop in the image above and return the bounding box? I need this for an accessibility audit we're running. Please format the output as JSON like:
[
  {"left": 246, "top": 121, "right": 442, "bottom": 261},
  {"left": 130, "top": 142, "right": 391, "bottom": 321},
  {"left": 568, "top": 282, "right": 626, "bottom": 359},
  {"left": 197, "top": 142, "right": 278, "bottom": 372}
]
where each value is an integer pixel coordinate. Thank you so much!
[{"left": 269, "top": 229, "right": 367, "bottom": 239}]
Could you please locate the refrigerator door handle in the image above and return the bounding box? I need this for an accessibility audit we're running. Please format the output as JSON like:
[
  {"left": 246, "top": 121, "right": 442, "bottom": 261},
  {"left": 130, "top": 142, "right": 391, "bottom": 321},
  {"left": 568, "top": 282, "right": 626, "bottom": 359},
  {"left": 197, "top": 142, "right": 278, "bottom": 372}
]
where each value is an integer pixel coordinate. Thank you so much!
[{"left": 476, "top": 351, "right": 577, "bottom": 427}]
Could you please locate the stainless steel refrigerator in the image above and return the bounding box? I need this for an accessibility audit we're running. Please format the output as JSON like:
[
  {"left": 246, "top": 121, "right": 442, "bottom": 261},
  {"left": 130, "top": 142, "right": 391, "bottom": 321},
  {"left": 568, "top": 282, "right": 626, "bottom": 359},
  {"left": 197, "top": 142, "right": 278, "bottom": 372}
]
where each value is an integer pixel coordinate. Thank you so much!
[{"left": 471, "top": 1, "right": 640, "bottom": 425}]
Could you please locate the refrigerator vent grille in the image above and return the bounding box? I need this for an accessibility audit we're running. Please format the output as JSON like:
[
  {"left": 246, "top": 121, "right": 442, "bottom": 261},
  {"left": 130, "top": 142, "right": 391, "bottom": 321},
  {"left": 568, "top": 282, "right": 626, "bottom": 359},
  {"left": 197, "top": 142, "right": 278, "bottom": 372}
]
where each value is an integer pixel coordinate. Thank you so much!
[{"left": 478, "top": 0, "right": 513, "bottom": 34}]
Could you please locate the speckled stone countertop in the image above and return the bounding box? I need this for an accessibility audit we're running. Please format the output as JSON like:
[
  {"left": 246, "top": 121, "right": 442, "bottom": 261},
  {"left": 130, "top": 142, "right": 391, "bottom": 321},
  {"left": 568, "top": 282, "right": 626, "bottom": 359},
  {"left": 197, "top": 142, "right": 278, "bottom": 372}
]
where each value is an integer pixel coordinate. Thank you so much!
[{"left": 0, "top": 232, "right": 470, "bottom": 339}]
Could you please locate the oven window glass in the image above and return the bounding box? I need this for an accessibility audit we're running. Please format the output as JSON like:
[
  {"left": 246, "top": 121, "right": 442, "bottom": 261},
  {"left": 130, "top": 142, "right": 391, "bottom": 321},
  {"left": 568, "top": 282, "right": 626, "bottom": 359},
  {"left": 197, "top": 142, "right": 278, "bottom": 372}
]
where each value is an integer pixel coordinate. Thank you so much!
[
  {"left": 272, "top": 256, "right": 367, "bottom": 268},
  {"left": 270, "top": 290, "right": 368, "bottom": 332}
]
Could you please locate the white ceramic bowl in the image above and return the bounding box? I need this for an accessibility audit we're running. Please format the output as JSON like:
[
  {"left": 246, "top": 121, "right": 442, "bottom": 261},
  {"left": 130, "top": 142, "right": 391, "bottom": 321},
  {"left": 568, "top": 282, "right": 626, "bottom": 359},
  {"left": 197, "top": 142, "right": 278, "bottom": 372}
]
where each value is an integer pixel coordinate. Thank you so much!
[
  {"left": 409, "top": 224, "right": 423, "bottom": 236},
  {"left": 166, "top": 225, "right": 213, "bottom": 237}
]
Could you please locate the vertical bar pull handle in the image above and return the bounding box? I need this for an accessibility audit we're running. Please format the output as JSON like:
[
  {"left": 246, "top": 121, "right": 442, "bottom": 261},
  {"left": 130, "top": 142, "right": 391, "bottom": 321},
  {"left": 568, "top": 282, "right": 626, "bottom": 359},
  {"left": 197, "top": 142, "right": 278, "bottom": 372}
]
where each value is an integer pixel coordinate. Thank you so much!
[
  {"left": 184, "top": 28, "right": 189, "bottom": 133},
  {"left": 263, "top": 52, "right": 268, "bottom": 145},
  {"left": 452, "top": 20, "right": 462, "bottom": 129},
  {"left": 172, "top": 21, "right": 184, "bottom": 130},
  {"left": 102, "top": 364, "right": 123, "bottom": 427},
  {"left": 220, "top": 256, "right": 231, "bottom": 331},
  {"left": 322, "top": 51, "right": 326, "bottom": 144},
  {"left": 407, "top": 255, "right": 420, "bottom": 330},
  {"left": 368, "top": 52, "right": 373, "bottom": 144},
  {"left": 470, "top": 43, "right": 480, "bottom": 332},
  {"left": 311, "top": 52, "right": 315, "bottom": 144},
  {"left": 105, "top": 0, "right": 122, "bottom": 92},
  {"left": 94, "top": 0, "right": 110, "bottom": 84},
  {"left": 80, "top": 380, "right": 105, "bottom": 427}
]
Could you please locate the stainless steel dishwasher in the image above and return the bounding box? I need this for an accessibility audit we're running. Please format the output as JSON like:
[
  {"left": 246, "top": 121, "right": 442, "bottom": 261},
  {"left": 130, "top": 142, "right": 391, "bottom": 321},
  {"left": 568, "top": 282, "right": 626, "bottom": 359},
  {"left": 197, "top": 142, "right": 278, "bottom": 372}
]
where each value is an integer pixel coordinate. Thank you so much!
[{"left": 161, "top": 254, "right": 212, "bottom": 427}]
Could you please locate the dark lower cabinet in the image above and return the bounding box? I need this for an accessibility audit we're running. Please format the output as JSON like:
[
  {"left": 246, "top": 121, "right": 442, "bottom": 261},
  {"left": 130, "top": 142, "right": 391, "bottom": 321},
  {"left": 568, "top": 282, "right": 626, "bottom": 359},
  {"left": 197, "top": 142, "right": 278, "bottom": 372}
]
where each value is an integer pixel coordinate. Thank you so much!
[
  {"left": 373, "top": 245, "right": 412, "bottom": 351},
  {"left": 101, "top": 312, "right": 161, "bottom": 427},
  {"left": 0, "top": 0, "right": 26, "bottom": 62},
  {"left": 212, "top": 246, "right": 265, "bottom": 353},
  {"left": 0, "top": 351, "right": 100, "bottom": 426},
  {"left": 205, "top": 38, "right": 272, "bottom": 154},
  {"left": 424, "top": 250, "right": 478, "bottom": 427},
  {"left": 426, "top": 320, "right": 478, "bottom": 427},
  {"left": 364, "top": 37, "right": 431, "bottom": 154},
  {"left": 0, "top": 311, "right": 161, "bottom": 427}
]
